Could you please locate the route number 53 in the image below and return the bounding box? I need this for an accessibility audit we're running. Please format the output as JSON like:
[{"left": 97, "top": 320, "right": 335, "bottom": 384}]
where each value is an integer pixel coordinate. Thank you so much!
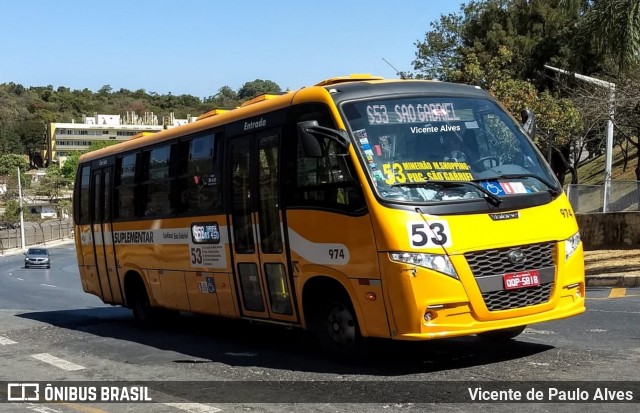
[
  {"left": 191, "top": 247, "right": 203, "bottom": 264},
  {"left": 408, "top": 221, "right": 452, "bottom": 248}
]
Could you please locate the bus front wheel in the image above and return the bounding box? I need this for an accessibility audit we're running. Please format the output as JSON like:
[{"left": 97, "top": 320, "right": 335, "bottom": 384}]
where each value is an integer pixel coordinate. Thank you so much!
[
  {"left": 478, "top": 325, "right": 527, "bottom": 341},
  {"left": 313, "top": 297, "right": 362, "bottom": 357}
]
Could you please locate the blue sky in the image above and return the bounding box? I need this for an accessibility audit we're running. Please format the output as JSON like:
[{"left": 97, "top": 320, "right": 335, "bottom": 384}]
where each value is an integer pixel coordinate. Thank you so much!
[{"left": 1, "top": 0, "right": 463, "bottom": 99}]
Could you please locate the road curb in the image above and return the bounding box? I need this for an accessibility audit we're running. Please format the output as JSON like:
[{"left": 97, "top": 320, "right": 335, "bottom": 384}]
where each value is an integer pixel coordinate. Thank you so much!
[
  {"left": 586, "top": 273, "right": 640, "bottom": 288},
  {"left": 0, "top": 239, "right": 75, "bottom": 257}
]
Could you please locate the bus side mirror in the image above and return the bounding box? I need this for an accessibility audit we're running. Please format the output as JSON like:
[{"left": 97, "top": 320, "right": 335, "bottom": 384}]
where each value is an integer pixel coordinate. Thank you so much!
[
  {"left": 297, "top": 120, "right": 350, "bottom": 158},
  {"left": 520, "top": 109, "right": 536, "bottom": 139},
  {"left": 298, "top": 121, "right": 323, "bottom": 158}
]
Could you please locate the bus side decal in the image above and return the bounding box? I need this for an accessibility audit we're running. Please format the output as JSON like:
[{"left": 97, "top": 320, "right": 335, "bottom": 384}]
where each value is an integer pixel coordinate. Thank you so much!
[
  {"left": 287, "top": 228, "right": 350, "bottom": 265},
  {"left": 82, "top": 226, "right": 229, "bottom": 269}
]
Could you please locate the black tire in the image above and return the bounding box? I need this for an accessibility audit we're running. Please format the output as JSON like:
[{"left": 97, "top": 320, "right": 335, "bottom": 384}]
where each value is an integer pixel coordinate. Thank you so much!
[
  {"left": 131, "top": 280, "right": 154, "bottom": 322},
  {"left": 25, "top": 264, "right": 29, "bottom": 269},
  {"left": 478, "top": 325, "right": 527, "bottom": 341},
  {"left": 46, "top": 265, "right": 50, "bottom": 269},
  {"left": 312, "top": 297, "right": 362, "bottom": 359},
  {"left": 130, "top": 278, "right": 178, "bottom": 323}
]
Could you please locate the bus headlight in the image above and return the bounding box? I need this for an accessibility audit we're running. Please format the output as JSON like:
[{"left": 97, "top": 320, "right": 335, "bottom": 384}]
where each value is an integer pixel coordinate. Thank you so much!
[
  {"left": 389, "top": 252, "right": 458, "bottom": 279},
  {"left": 564, "top": 231, "right": 581, "bottom": 261}
]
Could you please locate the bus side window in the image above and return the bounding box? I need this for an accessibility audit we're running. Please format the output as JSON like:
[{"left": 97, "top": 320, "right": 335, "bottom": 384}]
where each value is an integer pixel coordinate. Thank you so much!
[
  {"left": 77, "top": 165, "right": 91, "bottom": 225},
  {"left": 144, "top": 145, "right": 172, "bottom": 217},
  {"left": 172, "top": 140, "right": 191, "bottom": 214},
  {"left": 284, "top": 104, "right": 365, "bottom": 212},
  {"left": 114, "top": 153, "right": 136, "bottom": 220},
  {"left": 185, "top": 133, "right": 222, "bottom": 215}
]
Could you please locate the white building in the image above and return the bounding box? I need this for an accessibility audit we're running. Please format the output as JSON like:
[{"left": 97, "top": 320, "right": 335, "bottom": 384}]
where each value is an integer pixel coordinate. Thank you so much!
[{"left": 46, "top": 112, "right": 198, "bottom": 166}]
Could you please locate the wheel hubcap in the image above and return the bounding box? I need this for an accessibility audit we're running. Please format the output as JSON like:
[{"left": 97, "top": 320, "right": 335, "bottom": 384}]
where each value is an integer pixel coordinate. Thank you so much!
[{"left": 326, "top": 304, "right": 355, "bottom": 347}]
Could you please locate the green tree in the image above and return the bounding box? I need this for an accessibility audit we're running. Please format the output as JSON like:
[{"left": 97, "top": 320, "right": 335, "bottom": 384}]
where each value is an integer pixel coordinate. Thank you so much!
[
  {"left": 0, "top": 123, "right": 22, "bottom": 154},
  {"left": 13, "top": 118, "right": 46, "bottom": 165},
  {"left": 561, "top": 0, "right": 640, "bottom": 74},
  {"left": 57, "top": 198, "right": 71, "bottom": 222},
  {"left": 205, "top": 86, "right": 240, "bottom": 108},
  {"left": 237, "top": 79, "right": 281, "bottom": 100},
  {"left": 414, "top": 0, "right": 582, "bottom": 85},
  {"left": 60, "top": 151, "right": 81, "bottom": 181},
  {"left": 0, "top": 154, "right": 29, "bottom": 175},
  {"left": 97, "top": 85, "right": 113, "bottom": 96},
  {"left": 35, "top": 165, "right": 69, "bottom": 205},
  {"left": 2, "top": 199, "right": 21, "bottom": 226},
  {"left": 412, "top": 8, "right": 464, "bottom": 80}
]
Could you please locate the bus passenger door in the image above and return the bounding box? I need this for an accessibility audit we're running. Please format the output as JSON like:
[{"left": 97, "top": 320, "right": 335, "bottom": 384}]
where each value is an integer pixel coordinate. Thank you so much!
[
  {"left": 90, "top": 167, "right": 122, "bottom": 304},
  {"left": 227, "top": 131, "right": 298, "bottom": 322}
]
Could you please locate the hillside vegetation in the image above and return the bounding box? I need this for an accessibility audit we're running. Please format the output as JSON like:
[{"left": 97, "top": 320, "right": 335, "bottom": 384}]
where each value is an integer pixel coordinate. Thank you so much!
[{"left": 577, "top": 145, "right": 639, "bottom": 185}]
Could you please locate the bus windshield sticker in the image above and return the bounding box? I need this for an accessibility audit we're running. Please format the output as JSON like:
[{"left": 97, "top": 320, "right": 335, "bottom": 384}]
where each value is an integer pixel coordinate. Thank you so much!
[
  {"left": 500, "top": 182, "right": 529, "bottom": 194},
  {"left": 481, "top": 181, "right": 531, "bottom": 196},
  {"left": 354, "top": 128, "right": 369, "bottom": 145},
  {"left": 481, "top": 181, "right": 505, "bottom": 196},
  {"left": 382, "top": 161, "right": 473, "bottom": 185},
  {"left": 465, "top": 121, "right": 479, "bottom": 129}
]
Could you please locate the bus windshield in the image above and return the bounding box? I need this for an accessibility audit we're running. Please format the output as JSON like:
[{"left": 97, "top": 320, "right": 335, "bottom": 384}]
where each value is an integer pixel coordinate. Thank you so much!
[{"left": 341, "top": 96, "right": 560, "bottom": 204}]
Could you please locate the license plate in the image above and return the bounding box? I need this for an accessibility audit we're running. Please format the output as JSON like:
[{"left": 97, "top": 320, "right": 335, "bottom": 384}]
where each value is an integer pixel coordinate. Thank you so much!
[{"left": 503, "top": 270, "right": 540, "bottom": 290}]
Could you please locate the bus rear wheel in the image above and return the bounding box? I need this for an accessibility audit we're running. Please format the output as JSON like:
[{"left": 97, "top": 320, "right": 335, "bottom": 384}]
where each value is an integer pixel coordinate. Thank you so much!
[
  {"left": 128, "top": 277, "right": 179, "bottom": 323},
  {"left": 478, "top": 325, "right": 527, "bottom": 341},
  {"left": 131, "top": 281, "right": 154, "bottom": 322}
]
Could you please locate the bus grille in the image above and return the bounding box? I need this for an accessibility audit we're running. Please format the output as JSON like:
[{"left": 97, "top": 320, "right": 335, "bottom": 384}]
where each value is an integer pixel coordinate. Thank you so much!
[
  {"left": 482, "top": 283, "right": 553, "bottom": 311},
  {"left": 464, "top": 242, "right": 555, "bottom": 277}
]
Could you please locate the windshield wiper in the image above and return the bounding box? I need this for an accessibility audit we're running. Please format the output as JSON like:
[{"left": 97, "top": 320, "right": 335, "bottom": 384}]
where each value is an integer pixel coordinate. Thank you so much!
[
  {"left": 391, "top": 180, "right": 502, "bottom": 205},
  {"left": 473, "top": 173, "right": 562, "bottom": 196}
]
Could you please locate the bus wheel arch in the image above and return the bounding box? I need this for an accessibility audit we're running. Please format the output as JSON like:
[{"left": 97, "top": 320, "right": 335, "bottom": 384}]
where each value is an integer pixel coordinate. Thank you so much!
[{"left": 302, "top": 276, "right": 362, "bottom": 357}]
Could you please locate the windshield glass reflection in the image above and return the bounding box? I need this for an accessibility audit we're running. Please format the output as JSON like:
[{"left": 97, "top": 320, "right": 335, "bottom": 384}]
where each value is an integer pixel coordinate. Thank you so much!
[{"left": 342, "top": 96, "right": 559, "bottom": 203}]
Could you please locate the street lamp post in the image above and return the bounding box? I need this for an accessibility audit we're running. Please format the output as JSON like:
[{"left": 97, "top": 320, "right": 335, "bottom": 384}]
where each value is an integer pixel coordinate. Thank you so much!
[
  {"left": 544, "top": 65, "right": 616, "bottom": 212},
  {"left": 17, "top": 167, "right": 26, "bottom": 249}
]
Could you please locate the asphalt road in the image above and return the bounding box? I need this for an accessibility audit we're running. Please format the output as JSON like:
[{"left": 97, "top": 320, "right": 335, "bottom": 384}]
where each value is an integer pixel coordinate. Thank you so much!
[{"left": 0, "top": 242, "right": 638, "bottom": 412}]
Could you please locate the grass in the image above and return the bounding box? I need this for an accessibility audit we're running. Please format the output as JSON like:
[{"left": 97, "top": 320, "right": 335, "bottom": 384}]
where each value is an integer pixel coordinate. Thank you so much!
[
  {"left": 577, "top": 143, "right": 639, "bottom": 185},
  {"left": 577, "top": 144, "right": 640, "bottom": 273}
]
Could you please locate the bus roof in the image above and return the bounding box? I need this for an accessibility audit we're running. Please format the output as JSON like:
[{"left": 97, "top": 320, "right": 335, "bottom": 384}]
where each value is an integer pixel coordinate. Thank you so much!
[{"left": 78, "top": 75, "right": 487, "bottom": 164}]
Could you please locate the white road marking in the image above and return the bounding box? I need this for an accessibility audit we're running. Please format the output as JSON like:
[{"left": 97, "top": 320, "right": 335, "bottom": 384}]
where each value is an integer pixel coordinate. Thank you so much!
[
  {"left": 12, "top": 403, "right": 63, "bottom": 413},
  {"left": 589, "top": 309, "right": 640, "bottom": 314},
  {"left": 40, "top": 284, "right": 57, "bottom": 288},
  {"left": 16, "top": 277, "right": 24, "bottom": 280},
  {"left": 0, "top": 336, "right": 17, "bottom": 345},
  {"left": 31, "top": 353, "right": 85, "bottom": 371},
  {"left": 523, "top": 328, "right": 555, "bottom": 335},
  {"left": 164, "top": 403, "right": 222, "bottom": 412}
]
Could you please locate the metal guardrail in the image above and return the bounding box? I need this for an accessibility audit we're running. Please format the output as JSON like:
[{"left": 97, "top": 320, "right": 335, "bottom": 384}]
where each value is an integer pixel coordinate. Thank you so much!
[
  {"left": 566, "top": 181, "right": 640, "bottom": 213},
  {"left": 0, "top": 221, "right": 73, "bottom": 254}
]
